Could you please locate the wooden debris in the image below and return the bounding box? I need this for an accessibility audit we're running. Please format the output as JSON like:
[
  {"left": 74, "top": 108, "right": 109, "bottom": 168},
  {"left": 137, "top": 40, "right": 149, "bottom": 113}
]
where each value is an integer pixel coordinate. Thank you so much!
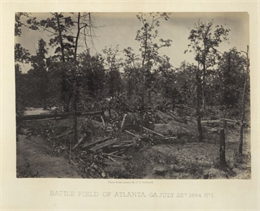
[
  {"left": 125, "top": 130, "right": 139, "bottom": 138},
  {"left": 103, "top": 153, "right": 125, "bottom": 159},
  {"left": 201, "top": 120, "right": 222, "bottom": 124},
  {"left": 81, "top": 136, "right": 110, "bottom": 149},
  {"left": 201, "top": 119, "right": 239, "bottom": 125},
  {"left": 164, "top": 136, "right": 178, "bottom": 140},
  {"left": 90, "top": 138, "right": 120, "bottom": 151},
  {"left": 107, "top": 156, "right": 122, "bottom": 165},
  {"left": 142, "top": 126, "right": 166, "bottom": 138},
  {"left": 120, "top": 114, "right": 127, "bottom": 131},
  {"left": 154, "top": 112, "right": 167, "bottom": 124},
  {"left": 54, "top": 130, "right": 73, "bottom": 139},
  {"left": 72, "top": 134, "right": 87, "bottom": 151},
  {"left": 100, "top": 116, "right": 106, "bottom": 127},
  {"left": 166, "top": 110, "right": 187, "bottom": 123},
  {"left": 111, "top": 143, "right": 135, "bottom": 148}
]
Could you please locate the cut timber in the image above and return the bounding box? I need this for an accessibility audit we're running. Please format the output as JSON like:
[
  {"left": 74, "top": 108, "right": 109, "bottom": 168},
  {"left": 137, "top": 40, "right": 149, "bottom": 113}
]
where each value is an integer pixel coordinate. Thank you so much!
[
  {"left": 17, "top": 111, "right": 103, "bottom": 122},
  {"left": 81, "top": 137, "right": 110, "bottom": 149},
  {"left": 142, "top": 126, "right": 166, "bottom": 138},
  {"left": 125, "top": 130, "right": 139, "bottom": 138},
  {"left": 90, "top": 138, "right": 120, "bottom": 151}
]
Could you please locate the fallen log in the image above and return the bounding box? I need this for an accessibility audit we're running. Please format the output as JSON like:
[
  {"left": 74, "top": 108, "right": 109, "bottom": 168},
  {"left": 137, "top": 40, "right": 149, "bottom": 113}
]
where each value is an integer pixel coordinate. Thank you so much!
[
  {"left": 111, "top": 143, "right": 135, "bottom": 148},
  {"left": 103, "top": 153, "right": 125, "bottom": 159},
  {"left": 90, "top": 138, "right": 120, "bottom": 151},
  {"left": 165, "top": 111, "right": 185, "bottom": 123},
  {"left": 125, "top": 130, "right": 139, "bottom": 138},
  {"left": 107, "top": 156, "right": 122, "bottom": 165},
  {"left": 201, "top": 120, "right": 222, "bottom": 124},
  {"left": 142, "top": 126, "right": 166, "bottom": 138},
  {"left": 81, "top": 136, "right": 110, "bottom": 149},
  {"left": 201, "top": 119, "right": 239, "bottom": 124},
  {"left": 17, "top": 111, "right": 103, "bottom": 122}
]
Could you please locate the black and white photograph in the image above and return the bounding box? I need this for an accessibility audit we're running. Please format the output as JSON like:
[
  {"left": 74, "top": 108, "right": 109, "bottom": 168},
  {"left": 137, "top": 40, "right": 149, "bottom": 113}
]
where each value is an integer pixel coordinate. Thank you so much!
[{"left": 15, "top": 12, "right": 250, "bottom": 179}]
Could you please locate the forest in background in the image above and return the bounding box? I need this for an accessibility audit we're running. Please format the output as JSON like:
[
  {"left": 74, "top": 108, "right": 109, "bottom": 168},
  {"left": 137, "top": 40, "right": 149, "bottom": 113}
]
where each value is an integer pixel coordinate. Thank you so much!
[{"left": 15, "top": 12, "right": 250, "bottom": 179}]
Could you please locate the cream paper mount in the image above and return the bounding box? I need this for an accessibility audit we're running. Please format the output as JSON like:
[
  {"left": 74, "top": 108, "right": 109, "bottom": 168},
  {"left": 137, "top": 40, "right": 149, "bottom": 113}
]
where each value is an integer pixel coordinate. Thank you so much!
[{"left": 0, "top": 0, "right": 259, "bottom": 211}]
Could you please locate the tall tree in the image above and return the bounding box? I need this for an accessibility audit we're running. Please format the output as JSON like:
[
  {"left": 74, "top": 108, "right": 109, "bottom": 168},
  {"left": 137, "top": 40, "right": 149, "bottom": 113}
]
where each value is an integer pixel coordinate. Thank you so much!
[
  {"left": 123, "top": 47, "right": 140, "bottom": 100},
  {"left": 218, "top": 48, "right": 247, "bottom": 112},
  {"left": 239, "top": 46, "right": 250, "bottom": 155},
  {"left": 135, "top": 12, "right": 172, "bottom": 133},
  {"left": 186, "top": 20, "right": 230, "bottom": 141},
  {"left": 26, "top": 12, "right": 95, "bottom": 144},
  {"left": 102, "top": 46, "right": 123, "bottom": 98},
  {"left": 15, "top": 15, "right": 31, "bottom": 115},
  {"left": 78, "top": 52, "right": 106, "bottom": 99},
  {"left": 186, "top": 20, "right": 230, "bottom": 112},
  {"left": 15, "top": 12, "right": 30, "bottom": 36},
  {"left": 28, "top": 39, "right": 49, "bottom": 109}
]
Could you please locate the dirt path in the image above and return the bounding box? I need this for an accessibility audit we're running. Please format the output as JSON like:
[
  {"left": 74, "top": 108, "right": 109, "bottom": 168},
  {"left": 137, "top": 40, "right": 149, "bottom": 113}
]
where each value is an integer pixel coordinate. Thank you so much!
[{"left": 17, "top": 135, "right": 81, "bottom": 178}]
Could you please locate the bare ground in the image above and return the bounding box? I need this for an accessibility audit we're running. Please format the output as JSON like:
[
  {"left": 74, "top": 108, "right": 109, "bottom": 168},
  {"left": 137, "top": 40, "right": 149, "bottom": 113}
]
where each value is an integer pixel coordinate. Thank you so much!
[{"left": 17, "top": 135, "right": 81, "bottom": 178}]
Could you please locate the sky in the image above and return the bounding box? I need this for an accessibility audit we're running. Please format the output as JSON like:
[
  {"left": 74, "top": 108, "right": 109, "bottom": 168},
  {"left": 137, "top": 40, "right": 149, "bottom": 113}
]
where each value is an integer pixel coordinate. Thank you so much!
[{"left": 16, "top": 12, "right": 249, "bottom": 73}]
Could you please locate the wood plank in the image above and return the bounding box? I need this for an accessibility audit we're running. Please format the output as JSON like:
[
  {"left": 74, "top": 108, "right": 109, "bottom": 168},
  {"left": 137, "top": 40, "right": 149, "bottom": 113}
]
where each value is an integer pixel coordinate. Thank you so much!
[
  {"left": 81, "top": 137, "right": 110, "bottom": 149},
  {"left": 90, "top": 138, "right": 120, "bottom": 151}
]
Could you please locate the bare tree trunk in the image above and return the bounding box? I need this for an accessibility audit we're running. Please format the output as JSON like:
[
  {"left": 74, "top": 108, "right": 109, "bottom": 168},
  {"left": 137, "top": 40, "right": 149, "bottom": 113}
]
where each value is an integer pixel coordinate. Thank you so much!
[
  {"left": 73, "top": 91, "right": 78, "bottom": 143},
  {"left": 196, "top": 63, "right": 203, "bottom": 142},
  {"left": 139, "top": 25, "right": 148, "bottom": 135},
  {"left": 239, "top": 67, "right": 247, "bottom": 154},
  {"left": 201, "top": 65, "right": 206, "bottom": 114},
  {"left": 201, "top": 39, "right": 207, "bottom": 114},
  {"left": 55, "top": 13, "right": 65, "bottom": 62},
  {"left": 71, "top": 13, "right": 82, "bottom": 144},
  {"left": 74, "top": 13, "right": 81, "bottom": 60},
  {"left": 71, "top": 69, "right": 78, "bottom": 143},
  {"left": 239, "top": 45, "right": 249, "bottom": 155},
  {"left": 140, "top": 80, "right": 145, "bottom": 134}
]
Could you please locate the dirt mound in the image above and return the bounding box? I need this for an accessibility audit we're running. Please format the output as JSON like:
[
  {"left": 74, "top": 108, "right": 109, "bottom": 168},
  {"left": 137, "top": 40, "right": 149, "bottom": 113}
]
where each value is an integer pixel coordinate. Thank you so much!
[
  {"left": 17, "top": 135, "right": 81, "bottom": 178},
  {"left": 154, "top": 120, "right": 195, "bottom": 136}
]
